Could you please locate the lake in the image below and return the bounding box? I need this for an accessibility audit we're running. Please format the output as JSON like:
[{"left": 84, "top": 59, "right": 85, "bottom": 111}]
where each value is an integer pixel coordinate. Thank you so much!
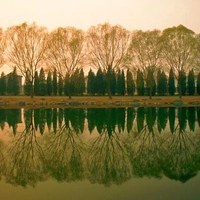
[{"left": 0, "top": 107, "right": 200, "bottom": 200}]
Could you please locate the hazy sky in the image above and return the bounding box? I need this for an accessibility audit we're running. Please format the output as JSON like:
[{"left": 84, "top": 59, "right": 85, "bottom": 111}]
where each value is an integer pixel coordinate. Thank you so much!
[{"left": 0, "top": 0, "right": 200, "bottom": 33}]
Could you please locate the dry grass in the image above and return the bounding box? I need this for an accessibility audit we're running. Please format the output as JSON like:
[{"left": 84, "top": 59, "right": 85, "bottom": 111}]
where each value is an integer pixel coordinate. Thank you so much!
[{"left": 0, "top": 95, "right": 199, "bottom": 108}]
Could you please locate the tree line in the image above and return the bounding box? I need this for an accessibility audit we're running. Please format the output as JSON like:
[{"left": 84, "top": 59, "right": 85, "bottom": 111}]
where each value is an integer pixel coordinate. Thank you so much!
[
  {"left": 0, "top": 23, "right": 200, "bottom": 98},
  {"left": 0, "top": 65, "right": 200, "bottom": 96}
]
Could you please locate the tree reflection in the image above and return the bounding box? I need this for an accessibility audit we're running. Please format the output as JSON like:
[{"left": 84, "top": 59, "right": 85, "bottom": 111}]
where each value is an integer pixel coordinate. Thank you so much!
[
  {"left": 169, "top": 107, "right": 175, "bottom": 134},
  {"left": 52, "top": 108, "right": 57, "bottom": 134},
  {"left": 126, "top": 108, "right": 135, "bottom": 133},
  {"left": 188, "top": 107, "right": 196, "bottom": 132},
  {"left": 136, "top": 107, "right": 145, "bottom": 133},
  {"left": 87, "top": 123, "right": 132, "bottom": 186},
  {"left": 0, "top": 140, "right": 6, "bottom": 180},
  {"left": 5, "top": 109, "right": 46, "bottom": 187},
  {"left": 6, "top": 109, "right": 21, "bottom": 135},
  {"left": 128, "top": 108, "right": 163, "bottom": 179},
  {"left": 0, "top": 106, "right": 200, "bottom": 187},
  {"left": 43, "top": 117, "right": 86, "bottom": 182},
  {"left": 161, "top": 107, "right": 199, "bottom": 183},
  {"left": 157, "top": 107, "right": 168, "bottom": 133},
  {"left": 0, "top": 109, "right": 6, "bottom": 130}
]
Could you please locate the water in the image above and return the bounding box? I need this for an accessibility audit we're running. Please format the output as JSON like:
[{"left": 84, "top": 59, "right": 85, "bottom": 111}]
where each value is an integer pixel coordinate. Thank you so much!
[{"left": 0, "top": 107, "right": 200, "bottom": 200}]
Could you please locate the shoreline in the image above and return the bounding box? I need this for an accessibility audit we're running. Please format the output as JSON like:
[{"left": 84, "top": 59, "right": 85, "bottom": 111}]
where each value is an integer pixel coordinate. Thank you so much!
[{"left": 0, "top": 96, "right": 200, "bottom": 108}]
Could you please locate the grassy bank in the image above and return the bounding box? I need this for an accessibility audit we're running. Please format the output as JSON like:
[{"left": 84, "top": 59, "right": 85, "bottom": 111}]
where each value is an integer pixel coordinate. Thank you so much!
[{"left": 0, "top": 95, "right": 200, "bottom": 108}]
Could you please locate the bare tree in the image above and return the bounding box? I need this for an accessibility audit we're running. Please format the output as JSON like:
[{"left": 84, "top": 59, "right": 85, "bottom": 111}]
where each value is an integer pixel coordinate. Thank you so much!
[
  {"left": 86, "top": 23, "right": 131, "bottom": 98},
  {"left": 45, "top": 27, "right": 85, "bottom": 99},
  {"left": 4, "top": 22, "right": 48, "bottom": 98},
  {"left": 0, "top": 28, "right": 5, "bottom": 67},
  {"left": 161, "top": 25, "right": 198, "bottom": 98},
  {"left": 127, "top": 29, "right": 163, "bottom": 76}
]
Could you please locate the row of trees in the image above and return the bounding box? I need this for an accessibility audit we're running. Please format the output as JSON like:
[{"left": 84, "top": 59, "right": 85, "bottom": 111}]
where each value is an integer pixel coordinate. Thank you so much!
[
  {"left": 0, "top": 23, "right": 200, "bottom": 98},
  {"left": 0, "top": 66, "right": 200, "bottom": 96}
]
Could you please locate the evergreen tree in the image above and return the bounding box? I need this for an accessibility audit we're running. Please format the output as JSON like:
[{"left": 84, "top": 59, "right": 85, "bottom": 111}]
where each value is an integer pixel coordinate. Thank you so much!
[
  {"left": 0, "top": 72, "right": 6, "bottom": 95},
  {"left": 168, "top": 67, "right": 176, "bottom": 95},
  {"left": 178, "top": 69, "right": 186, "bottom": 97},
  {"left": 96, "top": 68, "right": 105, "bottom": 95},
  {"left": 34, "top": 71, "right": 39, "bottom": 96},
  {"left": 7, "top": 75, "right": 13, "bottom": 95},
  {"left": 58, "top": 74, "right": 63, "bottom": 96},
  {"left": 161, "top": 71, "right": 168, "bottom": 95},
  {"left": 187, "top": 69, "right": 195, "bottom": 95},
  {"left": 24, "top": 73, "right": 32, "bottom": 96},
  {"left": 157, "top": 69, "right": 167, "bottom": 96},
  {"left": 117, "top": 70, "right": 125, "bottom": 95},
  {"left": 46, "top": 71, "right": 52, "bottom": 95},
  {"left": 107, "top": 67, "right": 116, "bottom": 96},
  {"left": 157, "top": 69, "right": 162, "bottom": 95},
  {"left": 87, "top": 69, "right": 96, "bottom": 95},
  {"left": 64, "top": 72, "right": 70, "bottom": 96},
  {"left": 136, "top": 69, "right": 144, "bottom": 95},
  {"left": 146, "top": 67, "right": 156, "bottom": 99},
  {"left": 197, "top": 72, "right": 200, "bottom": 95},
  {"left": 70, "top": 69, "right": 78, "bottom": 95},
  {"left": 78, "top": 68, "right": 85, "bottom": 95},
  {"left": 12, "top": 67, "right": 20, "bottom": 95},
  {"left": 53, "top": 68, "right": 57, "bottom": 96},
  {"left": 126, "top": 69, "right": 135, "bottom": 96},
  {"left": 39, "top": 68, "right": 46, "bottom": 96}
]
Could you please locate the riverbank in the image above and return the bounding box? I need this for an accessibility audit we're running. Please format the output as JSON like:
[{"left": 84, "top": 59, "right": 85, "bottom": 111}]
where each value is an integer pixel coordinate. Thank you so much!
[{"left": 0, "top": 96, "right": 200, "bottom": 108}]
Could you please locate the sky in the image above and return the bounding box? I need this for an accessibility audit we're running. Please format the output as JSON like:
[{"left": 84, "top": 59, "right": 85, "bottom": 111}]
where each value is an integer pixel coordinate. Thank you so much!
[{"left": 0, "top": 0, "right": 200, "bottom": 33}]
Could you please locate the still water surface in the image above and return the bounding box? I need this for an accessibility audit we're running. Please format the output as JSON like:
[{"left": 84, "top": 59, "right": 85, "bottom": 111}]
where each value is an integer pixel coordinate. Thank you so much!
[{"left": 0, "top": 107, "right": 200, "bottom": 200}]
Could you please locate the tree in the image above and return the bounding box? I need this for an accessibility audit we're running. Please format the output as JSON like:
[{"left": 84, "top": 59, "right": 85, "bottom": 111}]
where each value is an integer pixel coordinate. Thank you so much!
[
  {"left": 87, "top": 69, "right": 96, "bottom": 95},
  {"left": 95, "top": 68, "right": 106, "bottom": 95},
  {"left": 24, "top": 72, "right": 32, "bottom": 96},
  {"left": 128, "top": 30, "right": 163, "bottom": 81},
  {"left": 34, "top": 71, "right": 39, "bottom": 96},
  {"left": 12, "top": 67, "right": 20, "bottom": 95},
  {"left": 78, "top": 68, "right": 85, "bottom": 95},
  {"left": 0, "top": 28, "right": 5, "bottom": 67},
  {"left": 197, "top": 72, "right": 200, "bottom": 95},
  {"left": 126, "top": 69, "right": 135, "bottom": 95},
  {"left": 162, "top": 25, "right": 198, "bottom": 98},
  {"left": 107, "top": 66, "right": 116, "bottom": 96},
  {"left": 45, "top": 27, "right": 85, "bottom": 99},
  {"left": 7, "top": 74, "right": 13, "bottom": 95},
  {"left": 0, "top": 72, "right": 6, "bottom": 95},
  {"left": 5, "top": 22, "right": 48, "bottom": 98},
  {"left": 178, "top": 69, "right": 187, "bottom": 97},
  {"left": 168, "top": 67, "right": 176, "bottom": 95},
  {"left": 58, "top": 74, "right": 63, "bottom": 96},
  {"left": 46, "top": 70, "right": 52, "bottom": 95},
  {"left": 52, "top": 68, "right": 57, "bottom": 96},
  {"left": 39, "top": 68, "right": 46, "bottom": 96},
  {"left": 87, "top": 23, "right": 130, "bottom": 98},
  {"left": 64, "top": 72, "right": 70, "bottom": 96},
  {"left": 117, "top": 69, "right": 125, "bottom": 95},
  {"left": 136, "top": 69, "right": 144, "bottom": 95},
  {"left": 187, "top": 69, "right": 195, "bottom": 95},
  {"left": 157, "top": 69, "right": 167, "bottom": 96},
  {"left": 146, "top": 66, "right": 156, "bottom": 99},
  {"left": 7, "top": 67, "right": 20, "bottom": 95}
]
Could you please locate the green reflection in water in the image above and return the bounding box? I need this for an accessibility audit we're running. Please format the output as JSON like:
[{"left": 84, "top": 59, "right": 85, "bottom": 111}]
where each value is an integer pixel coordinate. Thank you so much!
[{"left": 0, "top": 107, "right": 199, "bottom": 187}]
